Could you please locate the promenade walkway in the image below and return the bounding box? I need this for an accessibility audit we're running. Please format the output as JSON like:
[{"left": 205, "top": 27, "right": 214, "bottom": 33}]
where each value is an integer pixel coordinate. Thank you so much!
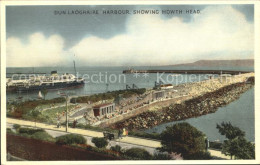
[
  {"left": 7, "top": 118, "right": 160, "bottom": 148},
  {"left": 7, "top": 118, "right": 229, "bottom": 159}
]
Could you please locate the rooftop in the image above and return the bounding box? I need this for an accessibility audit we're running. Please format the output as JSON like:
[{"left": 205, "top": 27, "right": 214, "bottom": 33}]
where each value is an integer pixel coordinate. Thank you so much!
[
  {"left": 160, "top": 84, "right": 173, "bottom": 87},
  {"left": 93, "top": 103, "right": 114, "bottom": 109}
]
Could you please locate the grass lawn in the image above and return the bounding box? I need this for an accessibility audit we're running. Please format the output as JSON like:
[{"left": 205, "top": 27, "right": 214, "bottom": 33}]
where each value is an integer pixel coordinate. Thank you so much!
[
  {"left": 36, "top": 103, "right": 64, "bottom": 111},
  {"left": 42, "top": 105, "right": 77, "bottom": 121}
]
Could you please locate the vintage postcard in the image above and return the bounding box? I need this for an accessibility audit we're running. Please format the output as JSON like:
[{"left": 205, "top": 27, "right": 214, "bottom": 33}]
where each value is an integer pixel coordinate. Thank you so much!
[{"left": 1, "top": 1, "right": 260, "bottom": 164}]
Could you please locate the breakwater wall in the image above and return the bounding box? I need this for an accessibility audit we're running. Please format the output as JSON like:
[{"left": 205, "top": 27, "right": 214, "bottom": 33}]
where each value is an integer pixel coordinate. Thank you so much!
[
  {"left": 98, "top": 73, "right": 254, "bottom": 128},
  {"left": 98, "top": 95, "right": 192, "bottom": 127},
  {"left": 123, "top": 69, "right": 251, "bottom": 75},
  {"left": 112, "top": 82, "right": 254, "bottom": 130}
]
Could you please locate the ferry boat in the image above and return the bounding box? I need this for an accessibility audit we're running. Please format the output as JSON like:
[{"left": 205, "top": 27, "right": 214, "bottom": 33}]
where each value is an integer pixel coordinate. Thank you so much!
[{"left": 6, "top": 71, "right": 84, "bottom": 92}]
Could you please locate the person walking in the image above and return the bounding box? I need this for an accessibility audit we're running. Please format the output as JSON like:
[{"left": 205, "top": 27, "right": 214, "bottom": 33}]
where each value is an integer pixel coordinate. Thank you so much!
[
  {"left": 57, "top": 120, "right": 60, "bottom": 128},
  {"left": 73, "top": 119, "right": 78, "bottom": 128},
  {"left": 123, "top": 128, "right": 126, "bottom": 137},
  {"left": 118, "top": 129, "right": 122, "bottom": 139}
]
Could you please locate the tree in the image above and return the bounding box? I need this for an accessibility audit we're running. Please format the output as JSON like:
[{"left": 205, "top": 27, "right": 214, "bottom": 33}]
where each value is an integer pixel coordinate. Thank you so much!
[
  {"left": 41, "top": 88, "right": 48, "bottom": 100},
  {"left": 91, "top": 137, "right": 108, "bottom": 148},
  {"left": 159, "top": 122, "right": 208, "bottom": 159},
  {"left": 216, "top": 122, "right": 255, "bottom": 159},
  {"left": 31, "top": 110, "right": 41, "bottom": 127},
  {"left": 216, "top": 122, "right": 245, "bottom": 139}
]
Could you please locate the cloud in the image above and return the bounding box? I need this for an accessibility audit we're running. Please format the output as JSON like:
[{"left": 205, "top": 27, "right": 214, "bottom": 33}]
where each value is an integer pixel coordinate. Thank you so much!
[
  {"left": 7, "top": 5, "right": 253, "bottom": 67},
  {"left": 7, "top": 33, "right": 68, "bottom": 67}
]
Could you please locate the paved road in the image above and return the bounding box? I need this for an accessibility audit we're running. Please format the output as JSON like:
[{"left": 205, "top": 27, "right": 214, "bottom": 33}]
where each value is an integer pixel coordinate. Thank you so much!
[
  {"left": 7, "top": 118, "right": 229, "bottom": 159},
  {"left": 6, "top": 119, "right": 158, "bottom": 154}
]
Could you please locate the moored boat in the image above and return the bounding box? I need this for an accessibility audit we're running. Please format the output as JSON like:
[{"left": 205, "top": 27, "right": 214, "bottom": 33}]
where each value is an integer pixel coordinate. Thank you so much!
[
  {"left": 38, "top": 91, "right": 43, "bottom": 99},
  {"left": 6, "top": 71, "right": 85, "bottom": 93}
]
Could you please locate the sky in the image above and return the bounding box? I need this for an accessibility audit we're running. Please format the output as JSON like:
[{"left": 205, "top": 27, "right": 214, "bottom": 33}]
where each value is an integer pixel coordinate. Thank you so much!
[{"left": 6, "top": 5, "right": 254, "bottom": 67}]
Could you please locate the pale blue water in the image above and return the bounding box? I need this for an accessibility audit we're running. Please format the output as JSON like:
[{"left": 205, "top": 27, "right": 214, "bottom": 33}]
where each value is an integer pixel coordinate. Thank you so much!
[{"left": 146, "top": 87, "right": 255, "bottom": 142}]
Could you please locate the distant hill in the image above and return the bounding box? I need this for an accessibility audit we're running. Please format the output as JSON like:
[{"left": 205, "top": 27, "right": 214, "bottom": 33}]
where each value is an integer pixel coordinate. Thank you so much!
[{"left": 170, "top": 59, "right": 254, "bottom": 67}]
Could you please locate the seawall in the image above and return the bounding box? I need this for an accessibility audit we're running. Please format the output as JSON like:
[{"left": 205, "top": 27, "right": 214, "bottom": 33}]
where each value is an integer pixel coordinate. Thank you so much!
[
  {"left": 123, "top": 69, "right": 251, "bottom": 75},
  {"left": 113, "top": 82, "right": 253, "bottom": 130},
  {"left": 98, "top": 73, "right": 254, "bottom": 129}
]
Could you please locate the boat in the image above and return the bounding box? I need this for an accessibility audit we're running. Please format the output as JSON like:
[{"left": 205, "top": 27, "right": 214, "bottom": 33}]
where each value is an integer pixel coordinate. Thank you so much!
[
  {"left": 6, "top": 71, "right": 84, "bottom": 92},
  {"left": 38, "top": 91, "right": 43, "bottom": 99},
  {"left": 6, "top": 61, "right": 85, "bottom": 93}
]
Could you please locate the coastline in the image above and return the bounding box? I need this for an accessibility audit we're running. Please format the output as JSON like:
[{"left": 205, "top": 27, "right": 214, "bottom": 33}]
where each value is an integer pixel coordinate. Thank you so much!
[
  {"left": 113, "top": 82, "right": 254, "bottom": 130},
  {"left": 106, "top": 73, "right": 254, "bottom": 130}
]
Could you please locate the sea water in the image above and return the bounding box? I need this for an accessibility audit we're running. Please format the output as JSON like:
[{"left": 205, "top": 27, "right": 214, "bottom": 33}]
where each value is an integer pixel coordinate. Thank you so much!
[{"left": 146, "top": 87, "right": 255, "bottom": 142}]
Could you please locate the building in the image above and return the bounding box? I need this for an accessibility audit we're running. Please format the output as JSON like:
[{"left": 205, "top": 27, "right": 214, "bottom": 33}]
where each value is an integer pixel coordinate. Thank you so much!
[
  {"left": 93, "top": 103, "right": 115, "bottom": 117},
  {"left": 152, "top": 90, "right": 165, "bottom": 100},
  {"left": 160, "top": 84, "right": 173, "bottom": 90}
]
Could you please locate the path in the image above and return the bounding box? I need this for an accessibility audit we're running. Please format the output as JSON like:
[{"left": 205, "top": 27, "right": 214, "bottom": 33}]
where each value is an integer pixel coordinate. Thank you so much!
[{"left": 7, "top": 118, "right": 229, "bottom": 159}]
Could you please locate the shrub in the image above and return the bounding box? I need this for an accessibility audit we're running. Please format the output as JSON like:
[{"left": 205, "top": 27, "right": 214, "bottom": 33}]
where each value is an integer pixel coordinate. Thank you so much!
[
  {"left": 13, "top": 124, "right": 21, "bottom": 130},
  {"left": 153, "top": 152, "right": 171, "bottom": 160},
  {"left": 56, "top": 134, "right": 86, "bottom": 145},
  {"left": 31, "top": 131, "right": 55, "bottom": 142},
  {"left": 15, "top": 127, "right": 55, "bottom": 142},
  {"left": 7, "top": 128, "right": 15, "bottom": 134},
  {"left": 110, "top": 145, "right": 122, "bottom": 153},
  {"left": 91, "top": 137, "right": 108, "bottom": 148},
  {"left": 185, "top": 151, "right": 212, "bottom": 160},
  {"left": 124, "top": 148, "right": 152, "bottom": 160},
  {"left": 18, "top": 128, "right": 44, "bottom": 135}
]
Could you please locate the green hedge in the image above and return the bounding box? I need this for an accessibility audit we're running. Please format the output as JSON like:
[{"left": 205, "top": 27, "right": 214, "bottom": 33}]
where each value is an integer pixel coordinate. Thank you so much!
[
  {"left": 56, "top": 134, "right": 86, "bottom": 145},
  {"left": 31, "top": 131, "right": 55, "bottom": 142},
  {"left": 110, "top": 145, "right": 122, "bottom": 153},
  {"left": 19, "top": 128, "right": 45, "bottom": 135},
  {"left": 91, "top": 137, "right": 108, "bottom": 148},
  {"left": 124, "top": 148, "right": 152, "bottom": 160},
  {"left": 16, "top": 127, "right": 55, "bottom": 142}
]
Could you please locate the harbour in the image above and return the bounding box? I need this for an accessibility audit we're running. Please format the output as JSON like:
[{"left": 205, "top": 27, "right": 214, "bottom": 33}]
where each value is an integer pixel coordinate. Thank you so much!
[
  {"left": 3, "top": 4, "right": 257, "bottom": 161},
  {"left": 6, "top": 67, "right": 255, "bottom": 142}
]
